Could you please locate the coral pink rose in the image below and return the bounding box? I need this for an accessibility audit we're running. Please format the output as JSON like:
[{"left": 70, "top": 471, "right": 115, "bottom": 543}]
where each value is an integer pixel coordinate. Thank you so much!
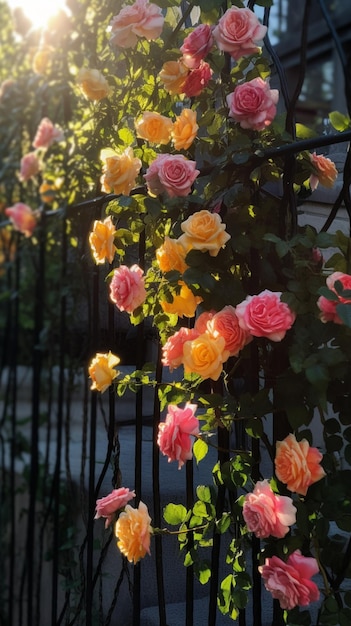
[
  {"left": 226, "top": 78, "right": 279, "bottom": 131},
  {"left": 5, "top": 202, "right": 37, "bottom": 238},
  {"left": 207, "top": 305, "right": 252, "bottom": 356},
  {"left": 236, "top": 290, "right": 296, "bottom": 342},
  {"left": 309, "top": 152, "right": 338, "bottom": 190},
  {"left": 243, "top": 479, "right": 296, "bottom": 539},
  {"left": 157, "top": 403, "right": 199, "bottom": 469},
  {"left": 19, "top": 151, "right": 40, "bottom": 181},
  {"left": 317, "top": 271, "right": 351, "bottom": 324},
  {"left": 109, "top": 0, "right": 164, "bottom": 49},
  {"left": 145, "top": 154, "right": 200, "bottom": 198},
  {"left": 110, "top": 264, "right": 146, "bottom": 313},
  {"left": 194, "top": 310, "right": 216, "bottom": 334},
  {"left": 183, "top": 61, "right": 213, "bottom": 98},
  {"left": 259, "top": 551, "right": 320, "bottom": 610},
  {"left": 213, "top": 6, "right": 267, "bottom": 60},
  {"left": 181, "top": 24, "right": 214, "bottom": 69},
  {"left": 275, "top": 433, "right": 326, "bottom": 496},
  {"left": 32, "top": 117, "right": 63, "bottom": 149},
  {"left": 94, "top": 487, "right": 135, "bottom": 528},
  {"left": 161, "top": 327, "right": 200, "bottom": 371}
]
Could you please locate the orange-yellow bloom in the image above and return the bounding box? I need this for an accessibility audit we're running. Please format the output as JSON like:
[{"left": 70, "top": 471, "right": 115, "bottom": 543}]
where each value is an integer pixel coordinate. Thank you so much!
[
  {"left": 179, "top": 210, "right": 231, "bottom": 257},
  {"left": 182, "top": 332, "right": 229, "bottom": 380},
  {"left": 158, "top": 60, "right": 189, "bottom": 95},
  {"left": 115, "top": 501, "right": 152, "bottom": 564},
  {"left": 135, "top": 111, "right": 172, "bottom": 145},
  {"left": 100, "top": 147, "right": 142, "bottom": 196},
  {"left": 89, "top": 216, "right": 116, "bottom": 264},
  {"left": 88, "top": 351, "right": 120, "bottom": 393},
  {"left": 32, "top": 46, "right": 52, "bottom": 74},
  {"left": 161, "top": 282, "right": 202, "bottom": 318},
  {"left": 77, "top": 68, "right": 110, "bottom": 101},
  {"left": 156, "top": 236, "right": 188, "bottom": 274},
  {"left": 172, "top": 108, "right": 198, "bottom": 151},
  {"left": 309, "top": 152, "right": 338, "bottom": 190},
  {"left": 275, "top": 433, "right": 326, "bottom": 496}
]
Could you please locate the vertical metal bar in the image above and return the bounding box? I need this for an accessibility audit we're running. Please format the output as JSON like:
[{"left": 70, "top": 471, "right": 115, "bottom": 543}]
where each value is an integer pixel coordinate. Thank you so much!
[{"left": 185, "top": 458, "right": 194, "bottom": 626}]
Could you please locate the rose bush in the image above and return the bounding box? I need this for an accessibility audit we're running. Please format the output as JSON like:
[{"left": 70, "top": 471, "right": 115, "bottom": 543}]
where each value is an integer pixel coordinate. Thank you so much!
[{"left": 3, "top": 0, "right": 351, "bottom": 624}]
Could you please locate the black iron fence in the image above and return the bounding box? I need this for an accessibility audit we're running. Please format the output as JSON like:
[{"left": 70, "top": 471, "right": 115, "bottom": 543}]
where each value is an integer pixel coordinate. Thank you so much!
[{"left": 1, "top": 2, "right": 351, "bottom": 626}]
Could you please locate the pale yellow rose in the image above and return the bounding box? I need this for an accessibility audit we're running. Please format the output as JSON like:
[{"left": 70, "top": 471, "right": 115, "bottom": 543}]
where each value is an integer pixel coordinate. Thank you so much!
[
  {"left": 172, "top": 108, "right": 198, "bottom": 151},
  {"left": 135, "top": 111, "right": 172, "bottom": 145},
  {"left": 158, "top": 60, "right": 189, "bottom": 95},
  {"left": 182, "top": 332, "right": 229, "bottom": 380},
  {"left": 77, "top": 68, "right": 110, "bottom": 101},
  {"left": 100, "top": 147, "right": 142, "bottom": 196},
  {"left": 156, "top": 236, "right": 188, "bottom": 274},
  {"left": 88, "top": 351, "right": 120, "bottom": 393},
  {"left": 161, "top": 282, "right": 202, "bottom": 318},
  {"left": 32, "top": 46, "right": 53, "bottom": 74},
  {"left": 115, "top": 501, "right": 152, "bottom": 564},
  {"left": 179, "top": 210, "right": 231, "bottom": 257},
  {"left": 89, "top": 216, "right": 116, "bottom": 264}
]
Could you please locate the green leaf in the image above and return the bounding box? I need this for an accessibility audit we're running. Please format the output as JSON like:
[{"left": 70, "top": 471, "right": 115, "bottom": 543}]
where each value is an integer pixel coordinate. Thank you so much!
[
  {"left": 196, "top": 484, "right": 214, "bottom": 503},
  {"left": 336, "top": 303, "right": 351, "bottom": 328},
  {"left": 163, "top": 503, "right": 187, "bottom": 525},
  {"left": 193, "top": 438, "right": 208, "bottom": 464},
  {"left": 329, "top": 111, "right": 351, "bottom": 132}
]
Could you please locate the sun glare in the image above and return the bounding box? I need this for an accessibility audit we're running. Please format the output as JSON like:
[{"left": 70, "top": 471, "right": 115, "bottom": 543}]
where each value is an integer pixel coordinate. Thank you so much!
[{"left": 7, "top": 0, "right": 69, "bottom": 30}]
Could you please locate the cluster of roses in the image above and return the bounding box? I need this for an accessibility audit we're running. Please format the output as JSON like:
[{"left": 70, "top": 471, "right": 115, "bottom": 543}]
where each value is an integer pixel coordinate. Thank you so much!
[
  {"left": 4, "top": 117, "right": 63, "bottom": 238},
  {"left": 92, "top": 403, "right": 325, "bottom": 611}
]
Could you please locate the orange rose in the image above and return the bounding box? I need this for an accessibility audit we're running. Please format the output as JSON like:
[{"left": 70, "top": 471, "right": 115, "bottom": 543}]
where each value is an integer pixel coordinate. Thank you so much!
[
  {"left": 158, "top": 60, "right": 189, "bottom": 95},
  {"left": 100, "top": 147, "right": 142, "bottom": 196},
  {"left": 172, "top": 108, "right": 198, "bottom": 150},
  {"left": 309, "top": 152, "right": 338, "bottom": 190},
  {"left": 89, "top": 216, "right": 116, "bottom": 264},
  {"left": 88, "top": 351, "right": 120, "bottom": 393},
  {"left": 135, "top": 111, "right": 172, "bottom": 145},
  {"left": 76, "top": 68, "right": 110, "bottom": 101},
  {"left": 161, "top": 282, "right": 202, "bottom": 319},
  {"left": 179, "top": 210, "right": 231, "bottom": 257},
  {"left": 275, "top": 433, "right": 326, "bottom": 496},
  {"left": 156, "top": 236, "right": 188, "bottom": 274},
  {"left": 182, "top": 332, "right": 229, "bottom": 380},
  {"left": 115, "top": 501, "right": 152, "bottom": 564}
]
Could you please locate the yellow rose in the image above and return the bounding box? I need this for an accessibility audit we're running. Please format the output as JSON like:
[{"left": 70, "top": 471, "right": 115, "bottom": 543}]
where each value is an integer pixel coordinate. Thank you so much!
[
  {"left": 135, "top": 111, "right": 172, "bottom": 145},
  {"left": 32, "top": 46, "right": 52, "bottom": 74},
  {"left": 89, "top": 216, "right": 116, "bottom": 264},
  {"left": 88, "top": 351, "right": 120, "bottom": 393},
  {"left": 172, "top": 108, "right": 198, "bottom": 151},
  {"left": 76, "top": 68, "right": 110, "bottom": 101},
  {"left": 100, "top": 147, "right": 142, "bottom": 196},
  {"left": 179, "top": 210, "right": 231, "bottom": 257},
  {"left": 156, "top": 237, "right": 188, "bottom": 274},
  {"left": 115, "top": 501, "right": 152, "bottom": 564},
  {"left": 158, "top": 60, "right": 189, "bottom": 95},
  {"left": 182, "top": 333, "right": 229, "bottom": 380},
  {"left": 161, "top": 282, "right": 202, "bottom": 318}
]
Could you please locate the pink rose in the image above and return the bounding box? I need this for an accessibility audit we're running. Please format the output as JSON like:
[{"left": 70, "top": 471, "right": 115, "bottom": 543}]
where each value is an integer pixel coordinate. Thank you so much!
[
  {"left": 157, "top": 403, "right": 199, "bottom": 469},
  {"left": 317, "top": 271, "right": 351, "bottom": 324},
  {"left": 109, "top": 0, "right": 164, "bottom": 49},
  {"left": 259, "top": 550, "right": 320, "bottom": 610},
  {"left": 183, "top": 61, "right": 213, "bottom": 98},
  {"left": 5, "top": 202, "right": 37, "bottom": 238},
  {"left": 32, "top": 117, "right": 63, "bottom": 149},
  {"left": 207, "top": 305, "right": 252, "bottom": 356},
  {"left": 243, "top": 479, "right": 296, "bottom": 539},
  {"left": 94, "top": 487, "right": 135, "bottom": 528},
  {"left": 144, "top": 154, "right": 200, "bottom": 198},
  {"left": 226, "top": 78, "right": 279, "bottom": 131},
  {"left": 213, "top": 6, "right": 267, "bottom": 60},
  {"left": 194, "top": 310, "right": 216, "bottom": 334},
  {"left": 19, "top": 151, "right": 40, "bottom": 181},
  {"left": 236, "top": 290, "right": 296, "bottom": 342},
  {"left": 161, "top": 327, "right": 200, "bottom": 371},
  {"left": 180, "top": 24, "right": 214, "bottom": 69},
  {"left": 110, "top": 264, "right": 146, "bottom": 313}
]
